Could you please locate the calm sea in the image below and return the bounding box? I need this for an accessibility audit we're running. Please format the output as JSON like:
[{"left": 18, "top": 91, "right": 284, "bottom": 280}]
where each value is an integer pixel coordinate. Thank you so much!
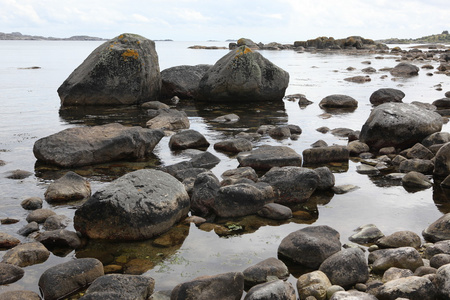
[{"left": 0, "top": 40, "right": 449, "bottom": 295}]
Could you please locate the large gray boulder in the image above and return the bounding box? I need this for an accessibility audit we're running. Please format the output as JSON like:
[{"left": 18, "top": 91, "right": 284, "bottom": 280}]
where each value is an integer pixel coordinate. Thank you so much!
[
  {"left": 197, "top": 46, "right": 289, "bottom": 102},
  {"left": 33, "top": 123, "right": 164, "bottom": 167},
  {"left": 259, "top": 166, "right": 319, "bottom": 204},
  {"left": 359, "top": 103, "right": 443, "bottom": 151},
  {"left": 74, "top": 169, "right": 190, "bottom": 240},
  {"left": 58, "top": 33, "right": 161, "bottom": 106},
  {"left": 278, "top": 225, "right": 341, "bottom": 269},
  {"left": 237, "top": 145, "right": 302, "bottom": 171},
  {"left": 160, "top": 64, "right": 211, "bottom": 98}
]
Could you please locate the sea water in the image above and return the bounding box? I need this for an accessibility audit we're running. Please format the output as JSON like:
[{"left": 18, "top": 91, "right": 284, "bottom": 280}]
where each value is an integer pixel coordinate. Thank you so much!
[{"left": 0, "top": 40, "right": 449, "bottom": 295}]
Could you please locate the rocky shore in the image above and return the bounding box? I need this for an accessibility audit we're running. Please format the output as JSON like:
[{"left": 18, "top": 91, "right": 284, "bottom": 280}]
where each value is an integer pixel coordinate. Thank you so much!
[
  {"left": 2, "top": 33, "right": 450, "bottom": 299},
  {"left": 0, "top": 32, "right": 105, "bottom": 41}
]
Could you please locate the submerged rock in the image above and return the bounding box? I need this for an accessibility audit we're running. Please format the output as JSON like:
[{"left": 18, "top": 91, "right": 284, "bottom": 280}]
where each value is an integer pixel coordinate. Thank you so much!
[
  {"left": 146, "top": 108, "right": 190, "bottom": 130},
  {"left": 44, "top": 171, "right": 91, "bottom": 203},
  {"left": 319, "top": 94, "right": 358, "bottom": 108},
  {"left": 237, "top": 145, "right": 302, "bottom": 170},
  {"left": 390, "top": 62, "right": 420, "bottom": 77}
]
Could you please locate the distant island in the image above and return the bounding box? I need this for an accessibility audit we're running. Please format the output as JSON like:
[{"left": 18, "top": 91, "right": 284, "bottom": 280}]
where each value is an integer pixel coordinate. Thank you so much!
[
  {"left": 0, "top": 32, "right": 106, "bottom": 41},
  {"left": 378, "top": 31, "right": 450, "bottom": 44}
]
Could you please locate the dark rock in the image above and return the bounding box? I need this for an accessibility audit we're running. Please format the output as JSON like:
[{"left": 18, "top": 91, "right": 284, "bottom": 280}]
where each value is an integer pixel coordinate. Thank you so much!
[
  {"left": 214, "top": 138, "right": 252, "bottom": 153},
  {"left": 35, "top": 229, "right": 82, "bottom": 249},
  {"left": 39, "top": 258, "right": 104, "bottom": 300},
  {"left": 401, "top": 171, "right": 432, "bottom": 189},
  {"left": 432, "top": 97, "right": 450, "bottom": 108},
  {"left": 146, "top": 108, "right": 190, "bottom": 130},
  {"left": 0, "top": 232, "right": 20, "bottom": 249},
  {"left": 359, "top": 103, "right": 442, "bottom": 151},
  {"left": 259, "top": 166, "right": 318, "bottom": 204},
  {"left": 197, "top": 46, "right": 289, "bottom": 102},
  {"left": 356, "top": 164, "right": 380, "bottom": 175},
  {"left": 190, "top": 172, "right": 220, "bottom": 217},
  {"left": 43, "top": 214, "right": 70, "bottom": 230},
  {"left": 189, "top": 151, "right": 220, "bottom": 169},
  {"left": 347, "top": 141, "right": 370, "bottom": 155},
  {"left": 390, "top": 62, "right": 420, "bottom": 77},
  {"left": 434, "top": 264, "right": 450, "bottom": 298},
  {"left": 80, "top": 274, "right": 155, "bottom": 300},
  {"left": 382, "top": 267, "right": 413, "bottom": 282},
  {"left": 268, "top": 126, "right": 291, "bottom": 139},
  {"left": 20, "top": 197, "right": 43, "bottom": 210},
  {"left": 422, "top": 132, "right": 450, "bottom": 148},
  {"left": 2, "top": 242, "right": 50, "bottom": 267},
  {"left": 171, "top": 272, "right": 244, "bottom": 300},
  {"left": 430, "top": 253, "right": 450, "bottom": 268},
  {"left": 169, "top": 129, "right": 210, "bottom": 150},
  {"left": 213, "top": 182, "right": 274, "bottom": 217},
  {"left": 221, "top": 167, "right": 258, "bottom": 184},
  {"left": 370, "top": 88, "right": 405, "bottom": 106},
  {"left": 376, "top": 231, "right": 421, "bottom": 249},
  {"left": 58, "top": 33, "right": 161, "bottom": 106},
  {"left": 26, "top": 208, "right": 56, "bottom": 223},
  {"left": 319, "top": 94, "right": 358, "bottom": 108},
  {"left": 375, "top": 276, "right": 435, "bottom": 300},
  {"left": 5, "top": 169, "right": 33, "bottom": 179},
  {"left": 370, "top": 247, "right": 423, "bottom": 273},
  {"left": 257, "top": 203, "right": 292, "bottom": 220},
  {"left": 237, "top": 145, "right": 302, "bottom": 171},
  {"left": 34, "top": 123, "right": 164, "bottom": 167},
  {"left": 141, "top": 101, "right": 169, "bottom": 110},
  {"left": 423, "top": 213, "right": 450, "bottom": 242},
  {"left": 314, "top": 167, "right": 335, "bottom": 190},
  {"left": 297, "top": 270, "right": 331, "bottom": 300},
  {"left": 344, "top": 75, "right": 371, "bottom": 83},
  {"left": 45, "top": 171, "right": 91, "bottom": 203},
  {"left": 302, "top": 146, "right": 349, "bottom": 166},
  {"left": 331, "top": 128, "right": 357, "bottom": 138},
  {"left": 380, "top": 147, "right": 397, "bottom": 155},
  {"left": 278, "top": 225, "right": 341, "bottom": 269},
  {"left": 319, "top": 248, "right": 369, "bottom": 288},
  {"left": 349, "top": 224, "right": 385, "bottom": 245},
  {"left": 237, "top": 38, "right": 260, "bottom": 49},
  {"left": 398, "top": 159, "right": 434, "bottom": 174},
  {"left": 414, "top": 266, "right": 437, "bottom": 276},
  {"left": 212, "top": 113, "right": 240, "bottom": 123},
  {"left": 17, "top": 221, "right": 39, "bottom": 236},
  {"left": 406, "top": 143, "right": 434, "bottom": 160},
  {"left": 160, "top": 64, "right": 211, "bottom": 98},
  {"left": 244, "top": 280, "right": 296, "bottom": 300},
  {"left": 74, "top": 169, "right": 190, "bottom": 240},
  {"left": 433, "top": 142, "right": 450, "bottom": 177},
  {"left": 243, "top": 257, "right": 289, "bottom": 285},
  {"left": 363, "top": 67, "right": 377, "bottom": 73},
  {"left": 0, "top": 262, "right": 24, "bottom": 284},
  {"left": 425, "top": 240, "right": 450, "bottom": 258},
  {"left": 0, "top": 290, "right": 41, "bottom": 300}
]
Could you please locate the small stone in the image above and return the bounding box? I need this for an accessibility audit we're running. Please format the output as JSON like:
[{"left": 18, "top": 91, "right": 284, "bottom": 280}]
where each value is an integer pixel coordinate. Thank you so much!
[
  {"left": 26, "top": 208, "right": 56, "bottom": 223},
  {"left": 21, "top": 197, "right": 43, "bottom": 210},
  {"left": 0, "top": 232, "right": 21, "bottom": 249},
  {"left": 332, "top": 185, "right": 359, "bottom": 194}
]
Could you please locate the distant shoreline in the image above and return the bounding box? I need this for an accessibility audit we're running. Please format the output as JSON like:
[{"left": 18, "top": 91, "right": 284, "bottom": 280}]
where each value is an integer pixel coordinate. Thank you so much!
[{"left": 0, "top": 32, "right": 106, "bottom": 41}]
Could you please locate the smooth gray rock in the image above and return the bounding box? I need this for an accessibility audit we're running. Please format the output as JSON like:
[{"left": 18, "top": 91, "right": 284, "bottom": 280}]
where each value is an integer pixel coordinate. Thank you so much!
[
  {"left": 278, "top": 225, "right": 341, "bottom": 269},
  {"left": 39, "top": 258, "right": 104, "bottom": 300},
  {"left": 161, "top": 64, "right": 211, "bottom": 98},
  {"left": 43, "top": 214, "right": 70, "bottom": 230},
  {"left": 17, "top": 221, "right": 39, "bottom": 236},
  {"left": 171, "top": 272, "right": 244, "bottom": 300},
  {"left": 423, "top": 213, "right": 450, "bottom": 242},
  {"left": 398, "top": 159, "right": 434, "bottom": 174},
  {"left": 297, "top": 270, "right": 331, "bottom": 300},
  {"left": 370, "top": 88, "right": 405, "bottom": 106},
  {"left": 430, "top": 253, "right": 450, "bottom": 268},
  {"left": 434, "top": 264, "right": 450, "bottom": 299},
  {"left": 314, "top": 167, "right": 335, "bottom": 190},
  {"left": 390, "top": 62, "right": 420, "bottom": 77},
  {"left": 0, "top": 291, "right": 41, "bottom": 300},
  {"left": 197, "top": 46, "right": 289, "bottom": 102},
  {"left": 401, "top": 171, "right": 432, "bottom": 189},
  {"left": 330, "top": 290, "right": 377, "bottom": 300},
  {"left": 319, "top": 94, "right": 358, "bottom": 108},
  {"left": 376, "top": 231, "right": 422, "bottom": 249},
  {"left": 425, "top": 240, "right": 450, "bottom": 258},
  {"left": 375, "top": 276, "right": 435, "bottom": 300},
  {"left": 74, "top": 169, "right": 190, "bottom": 240},
  {"left": 347, "top": 140, "right": 370, "bottom": 155},
  {"left": 0, "top": 262, "right": 24, "bottom": 284},
  {"left": 221, "top": 167, "right": 258, "bottom": 184},
  {"left": 359, "top": 103, "right": 442, "bottom": 151},
  {"left": 35, "top": 229, "right": 82, "bottom": 249},
  {"left": 190, "top": 172, "right": 220, "bottom": 217},
  {"left": 243, "top": 257, "right": 289, "bottom": 286},
  {"left": 214, "top": 138, "right": 253, "bottom": 153},
  {"left": 349, "top": 224, "right": 384, "bottom": 244},
  {"left": 406, "top": 143, "right": 434, "bottom": 160},
  {"left": 302, "top": 146, "right": 349, "bottom": 166},
  {"left": 141, "top": 101, "right": 170, "bottom": 110},
  {"left": 382, "top": 267, "right": 414, "bottom": 283},
  {"left": 58, "top": 33, "right": 161, "bottom": 106},
  {"left": 45, "top": 171, "right": 91, "bottom": 203},
  {"left": 169, "top": 129, "right": 210, "bottom": 150},
  {"left": 2, "top": 242, "right": 50, "bottom": 267},
  {"left": 237, "top": 145, "right": 302, "bottom": 171},
  {"left": 434, "top": 142, "right": 450, "bottom": 177},
  {"left": 244, "top": 280, "right": 296, "bottom": 300},
  {"left": 20, "top": 197, "right": 43, "bottom": 210},
  {"left": 422, "top": 132, "right": 450, "bottom": 148},
  {"left": 212, "top": 113, "right": 240, "bottom": 123},
  {"left": 259, "top": 166, "right": 319, "bottom": 204},
  {"left": 370, "top": 247, "right": 424, "bottom": 273},
  {"left": 34, "top": 123, "right": 164, "bottom": 167},
  {"left": 0, "top": 232, "right": 20, "bottom": 249},
  {"left": 257, "top": 203, "right": 292, "bottom": 220},
  {"left": 146, "top": 108, "right": 190, "bottom": 130},
  {"left": 26, "top": 208, "right": 56, "bottom": 224}
]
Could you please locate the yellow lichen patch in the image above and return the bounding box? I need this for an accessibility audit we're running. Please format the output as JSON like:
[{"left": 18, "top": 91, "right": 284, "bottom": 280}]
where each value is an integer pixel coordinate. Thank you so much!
[
  {"left": 234, "top": 46, "right": 253, "bottom": 59},
  {"left": 119, "top": 34, "right": 124, "bottom": 39},
  {"left": 136, "top": 41, "right": 141, "bottom": 45},
  {"left": 121, "top": 49, "right": 139, "bottom": 61}
]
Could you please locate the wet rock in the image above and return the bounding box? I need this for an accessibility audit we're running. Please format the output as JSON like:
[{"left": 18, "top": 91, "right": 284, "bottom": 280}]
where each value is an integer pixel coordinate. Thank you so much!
[
  {"left": 432, "top": 97, "right": 450, "bottom": 108},
  {"left": 58, "top": 33, "right": 161, "bottom": 106},
  {"left": 171, "top": 271, "right": 244, "bottom": 300},
  {"left": 422, "top": 132, "right": 450, "bottom": 148},
  {"left": 401, "top": 171, "right": 432, "bottom": 189},
  {"left": 313, "top": 167, "right": 335, "bottom": 190},
  {"left": 330, "top": 291, "right": 377, "bottom": 300},
  {"left": 141, "top": 101, "right": 169, "bottom": 110},
  {"left": 259, "top": 166, "right": 319, "bottom": 204},
  {"left": 45, "top": 171, "right": 91, "bottom": 203},
  {"left": 190, "top": 172, "right": 220, "bottom": 217},
  {"left": 363, "top": 67, "right": 377, "bottom": 73},
  {"left": 2, "top": 242, "right": 50, "bottom": 267},
  {"left": 297, "top": 270, "right": 331, "bottom": 300},
  {"left": 423, "top": 213, "right": 450, "bottom": 242},
  {"left": 319, "top": 248, "right": 369, "bottom": 288},
  {"left": 39, "top": 258, "right": 104, "bottom": 300},
  {"left": 316, "top": 127, "right": 330, "bottom": 134},
  {"left": 347, "top": 140, "right": 370, "bottom": 156},
  {"left": 311, "top": 140, "right": 328, "bottom": 147},
  {"left": 17, "top": 221, "right": 39, "bottom": 236},
  {"left": 43, "top": 214, "right": 70, "bottom": 230},
  {"left": 257, "top": 203, "right": 292, "bottom": 220},
  {"left": 189, "top": 151, "right": 220, "bottom": 169},
  {"left": 359, "top": 103, "right": 442, "bottom": 151},
  {"left": 370, "top": 247, "right": 423, "bottom": 273},
  {"left": 370, "top": 88, "right": 405, "bottom": 106},
  {"left": 0, "top": 232, "right": 20, "bottom": 249},
  {"left": 332, "top": 184, "right": 359, "bottom": 194},
  {"left": 80, "top": 274, "right": 155, "bottom": 300},
  {"left": 406, "top": 143, "right": 434, "bottom": 160},
  {"left": 197, "top": 46, "right": 289, "bottom": 102},
  {"left": 146, "top": 108, "right": 190, "bottom": 130},
  {"left": 244, "top": 280, "right": 296, "bottom": 300},
  {"left": 375, "top": 276, "right": 435, "bottom": 300},
  {"left": 221, "top": 167, "right": 258, "bottom": 184},
  {"left": 425, "top": 240, "right": 450, "bottom": 258},
  {"left": 237, "top": 145, "right": 302, "bottom": 171},
  {"left": 319, "top": 94, "right": 358, "bottom": 108},
  {"left": 0, "top": 290, "right": 41, "bottom": 300},
  {"left": 302, "top": 146, "right": 349, "bottom": 166},
  {"left": 376, "top": 231, "right": 421, "bottom": 249},
  {"left": 349, "top": 224, "right": 385, "bottom": 244},
  {"left": 344, "top": 75, "right": 371, "bottom": 83},
  {"left": 34, "top": 123, "right": 164, "bottom": 167},
  {"left": 160, "top": 64, "right": 211, "bottom": 98},
  {"left": 243, "top": 257, "right": 289, "bottom": 286},
  {"left": 5, "top": 169, "right": 33, "bottom": 179},
  {"left": 357, "top": 164, "right": 380, "bottom": 175},
  {"left": 213, "top": 182, "right": 274, "bottom": 217},
  {"left": 26, "top": 208, "right": 56, "bottom": 223},
  {"left": 285, "top": 94, "right": 313, "bottom": 106},
  {"left": 212, "top": 113, "right": 240, "bottom": 123},
  {"left": 0, "top": 262, "right": 24, "bottom": 284},
  {"left": 1, "top": 218, "right": 22, "bottom": 225},
  {"left": 169, "top": 129, "right": 210, "bottom": 150},
  {"left": 382, "top": 267, "right": 414, "bottom": 282},
  {"left": 433, "top": 142, "right": 450, "bottom": 177},
  {"left": 398, "top": 159, "right": 434, "bottom": 174},
  {"left": 278, "top": 225, "right": 341, "bottom": 269},
  {"left": 214, "top": 138, "right": 252, "bottom": 153},
  {"left": 35, "top": 229, "right": 82, "bottom": 249},
  {"left": 74, "top": 169, "right": 190, "bottom": 240},
  {"left": 20, "top": 197, "right": 43, "bottom": 210},
  {"left": 390, "top": 62, "right": 420, "bottom": 77},
  {"left": 380, "top": 147, "right": 397, "bottom": 156},
  {"left": 430, "top": 253, "right": 450, "bottom": 268},
  {"left": 268, "top": 126, "right": 291, "bottom": 139}
]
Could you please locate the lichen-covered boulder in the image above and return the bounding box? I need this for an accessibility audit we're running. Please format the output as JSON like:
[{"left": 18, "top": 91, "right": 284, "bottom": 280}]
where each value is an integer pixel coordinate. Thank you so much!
[
  {"left": 74, "top": 169, "right": 190, "bottom": 240},
  {"left": 58, "top": 33, "right": 161, "bottom": 106},
  {"left": 197, "top": 46, "right": 289, "bottom": 102}
]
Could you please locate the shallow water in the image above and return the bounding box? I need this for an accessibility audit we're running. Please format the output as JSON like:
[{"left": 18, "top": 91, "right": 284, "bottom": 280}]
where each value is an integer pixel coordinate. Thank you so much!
[{"left": 1, "top": 40, "right": 450, "bottom": 296}]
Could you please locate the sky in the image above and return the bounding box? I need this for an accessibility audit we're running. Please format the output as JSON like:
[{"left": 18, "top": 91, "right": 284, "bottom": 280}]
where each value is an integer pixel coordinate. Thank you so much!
[{"left": 1, "top": 0, "right": 449, "bottom": 43}]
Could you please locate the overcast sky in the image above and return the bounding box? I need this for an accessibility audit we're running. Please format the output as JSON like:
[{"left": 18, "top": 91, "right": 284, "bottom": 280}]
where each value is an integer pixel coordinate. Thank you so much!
[{"left": 1, "top": 0, "right": 449, "bottom": 42}]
